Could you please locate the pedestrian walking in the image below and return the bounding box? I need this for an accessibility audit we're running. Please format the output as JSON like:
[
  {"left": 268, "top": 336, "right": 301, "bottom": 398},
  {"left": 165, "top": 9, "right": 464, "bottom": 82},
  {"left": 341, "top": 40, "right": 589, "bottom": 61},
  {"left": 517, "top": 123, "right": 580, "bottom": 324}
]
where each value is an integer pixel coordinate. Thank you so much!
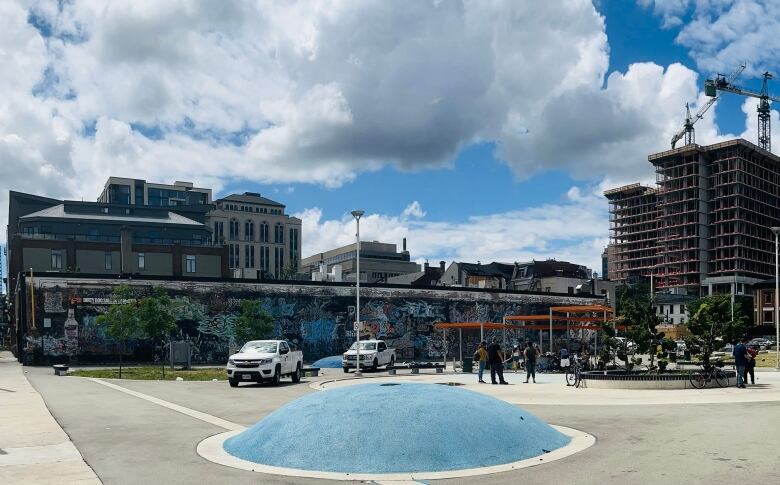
[
  {"left": 559, "top": 347, "right": 570, "bottom": 370},
  {"left": 474, "top": 341, "right": 488, "bottom": 383},
  {"left": 512, "top": 346, "right": 521, "bottom": 373},
  {"left": 744, "top": 346, "right": 757, "bottom": 385},
  {"left": 487, "top": 338, "right": 508, "bottom": 385},
  {"left": 523, "top": 341, "right": 538, "bottom": 383},
  {"left": 733, "top": 337, "right": 750, "bottom": 389}
]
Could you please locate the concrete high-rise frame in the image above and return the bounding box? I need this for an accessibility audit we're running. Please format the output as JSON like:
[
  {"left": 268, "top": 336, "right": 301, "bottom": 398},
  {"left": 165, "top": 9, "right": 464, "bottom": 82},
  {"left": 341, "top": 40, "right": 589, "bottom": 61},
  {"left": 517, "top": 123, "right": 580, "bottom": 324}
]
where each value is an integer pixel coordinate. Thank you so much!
[{"left": 606, "top": 139, "right": 780, "bottom": 296}]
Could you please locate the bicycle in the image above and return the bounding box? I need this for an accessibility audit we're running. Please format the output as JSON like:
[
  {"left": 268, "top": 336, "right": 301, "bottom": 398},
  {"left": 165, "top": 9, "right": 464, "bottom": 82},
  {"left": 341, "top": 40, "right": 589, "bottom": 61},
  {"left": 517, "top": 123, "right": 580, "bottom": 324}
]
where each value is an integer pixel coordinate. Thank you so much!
[
  {"left": 689, "top": 362, "right": 729, "bottom": 389},
  {"left": 565, "top": 359, "right": 584, "bottom": 387}
]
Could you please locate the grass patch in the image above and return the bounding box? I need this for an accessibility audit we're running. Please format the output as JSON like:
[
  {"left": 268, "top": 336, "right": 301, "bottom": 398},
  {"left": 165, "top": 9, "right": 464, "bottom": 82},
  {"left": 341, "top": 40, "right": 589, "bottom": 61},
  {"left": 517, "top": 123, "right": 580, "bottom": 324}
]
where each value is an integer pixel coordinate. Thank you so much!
[
  {"left": 716, "top": 353, "right": 777, "bottom": 368},
  {"left": 70, "top": 366, "right": 227, "bottom": 381}
]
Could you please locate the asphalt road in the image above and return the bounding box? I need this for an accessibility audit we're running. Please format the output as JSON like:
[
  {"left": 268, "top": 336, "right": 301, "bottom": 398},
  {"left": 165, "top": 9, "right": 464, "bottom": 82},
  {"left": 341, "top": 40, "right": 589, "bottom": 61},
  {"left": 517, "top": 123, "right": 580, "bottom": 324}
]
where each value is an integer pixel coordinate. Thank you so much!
[{"left": 25, "top": 367, "right": 780, "bottom": 484}]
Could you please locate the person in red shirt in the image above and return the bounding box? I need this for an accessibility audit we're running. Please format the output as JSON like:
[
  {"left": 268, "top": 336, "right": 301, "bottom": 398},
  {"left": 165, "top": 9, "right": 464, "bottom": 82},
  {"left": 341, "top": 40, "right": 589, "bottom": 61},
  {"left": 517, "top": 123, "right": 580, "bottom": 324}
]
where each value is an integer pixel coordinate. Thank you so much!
[{"left": 744, "top": 346, "right": 758, "bottom": 385}]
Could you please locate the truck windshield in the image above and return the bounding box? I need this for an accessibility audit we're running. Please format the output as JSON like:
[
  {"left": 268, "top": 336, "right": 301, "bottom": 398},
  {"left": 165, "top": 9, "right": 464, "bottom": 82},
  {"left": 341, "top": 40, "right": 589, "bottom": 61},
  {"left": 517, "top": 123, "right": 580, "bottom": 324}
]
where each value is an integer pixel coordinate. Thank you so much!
[
  {"left": 349, "top": 342, "right": 377, "bottom": 350},
  {"left": 240, "top": 342, "right": 278, "bottom": 353}
]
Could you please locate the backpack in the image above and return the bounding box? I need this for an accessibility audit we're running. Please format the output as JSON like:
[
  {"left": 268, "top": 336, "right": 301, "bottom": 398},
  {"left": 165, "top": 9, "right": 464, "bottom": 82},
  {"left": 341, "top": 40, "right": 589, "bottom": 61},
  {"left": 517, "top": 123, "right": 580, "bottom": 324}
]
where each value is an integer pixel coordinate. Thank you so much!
[{"left": 473, "top": 349, "right": 481, "bottom": 361}]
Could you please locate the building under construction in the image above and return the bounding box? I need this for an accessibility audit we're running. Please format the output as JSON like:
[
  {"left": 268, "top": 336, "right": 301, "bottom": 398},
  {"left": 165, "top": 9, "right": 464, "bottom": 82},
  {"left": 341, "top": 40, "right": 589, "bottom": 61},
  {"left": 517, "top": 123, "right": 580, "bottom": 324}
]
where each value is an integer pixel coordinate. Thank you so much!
[{"left": 606, "top": 139, "right": 780, "bottom": 296}]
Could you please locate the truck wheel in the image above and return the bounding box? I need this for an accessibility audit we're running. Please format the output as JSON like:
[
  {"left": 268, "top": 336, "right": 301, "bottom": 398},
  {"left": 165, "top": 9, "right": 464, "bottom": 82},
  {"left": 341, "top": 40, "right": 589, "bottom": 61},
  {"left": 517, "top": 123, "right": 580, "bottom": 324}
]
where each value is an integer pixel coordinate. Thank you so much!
[
  {"left": 343, "top": 367, "right": 350, "bottom": 373},
  {"left": 272, "top": 365, "right": 281, "bottom": 386},
  {"left": 228, "top": 378, "right": 239, "bottom": 388},
  {"left": 292, "top": 363, "right": 302, "bottom": 383},
  {"left": 372, "top": 359, "right": 378, "bottom": 371}
]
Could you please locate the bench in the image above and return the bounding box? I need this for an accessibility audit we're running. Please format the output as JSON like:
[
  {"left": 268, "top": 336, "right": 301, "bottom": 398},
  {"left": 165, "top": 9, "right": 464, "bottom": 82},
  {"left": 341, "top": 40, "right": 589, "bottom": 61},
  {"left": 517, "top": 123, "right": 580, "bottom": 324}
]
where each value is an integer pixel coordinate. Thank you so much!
[
  {"left": 53, "top": 364, "right": 69, "bottom": 376},
  {"left": 303, "top": 367, "right": 321, "bottom": 378},
  {"left": 391, "top": 362, "right": 446, "bottom": 375}
]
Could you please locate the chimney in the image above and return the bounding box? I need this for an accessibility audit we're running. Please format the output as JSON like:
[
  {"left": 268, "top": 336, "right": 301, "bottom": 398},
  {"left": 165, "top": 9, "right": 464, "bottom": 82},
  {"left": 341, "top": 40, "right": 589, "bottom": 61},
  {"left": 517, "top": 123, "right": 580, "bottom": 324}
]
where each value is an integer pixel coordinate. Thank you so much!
[
  {"left": 402, "top": 237, "right": 407, "bottom": 252},
  {"left": 424, "top": 261, "right": 429, "bottom": 270},
  {"left": 440, "top": 261, "right": 445, "bottom": 271}
]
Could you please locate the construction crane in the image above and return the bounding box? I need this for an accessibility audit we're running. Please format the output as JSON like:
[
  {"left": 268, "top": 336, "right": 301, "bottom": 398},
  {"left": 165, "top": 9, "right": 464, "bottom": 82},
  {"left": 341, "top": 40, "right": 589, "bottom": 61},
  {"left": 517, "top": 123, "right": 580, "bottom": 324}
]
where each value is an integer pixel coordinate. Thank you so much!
[
  {"left": 671, "top": 64, "right": 745, "bottom": 149},
  {"left": 705, "top": 65, "right": 780, "bottom": 152}
]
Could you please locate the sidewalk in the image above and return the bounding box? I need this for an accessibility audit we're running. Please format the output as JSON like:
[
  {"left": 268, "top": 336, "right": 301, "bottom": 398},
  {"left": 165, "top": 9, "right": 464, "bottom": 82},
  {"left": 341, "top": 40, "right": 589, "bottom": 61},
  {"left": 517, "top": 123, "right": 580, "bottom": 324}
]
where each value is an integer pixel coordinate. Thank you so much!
[{"left": 0, "top": 352, "right": 101, "bottom": 484}]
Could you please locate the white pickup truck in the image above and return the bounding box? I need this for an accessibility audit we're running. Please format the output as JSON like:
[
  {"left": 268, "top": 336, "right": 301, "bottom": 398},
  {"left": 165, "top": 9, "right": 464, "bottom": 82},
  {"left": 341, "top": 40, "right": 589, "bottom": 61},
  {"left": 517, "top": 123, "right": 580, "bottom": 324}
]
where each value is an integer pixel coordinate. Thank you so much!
[
  {"left": 226, "top": 340, "right": 304, "bottom": 387},
  {"left": 342, "top": 339, "right": 395, "bottom": 373}
]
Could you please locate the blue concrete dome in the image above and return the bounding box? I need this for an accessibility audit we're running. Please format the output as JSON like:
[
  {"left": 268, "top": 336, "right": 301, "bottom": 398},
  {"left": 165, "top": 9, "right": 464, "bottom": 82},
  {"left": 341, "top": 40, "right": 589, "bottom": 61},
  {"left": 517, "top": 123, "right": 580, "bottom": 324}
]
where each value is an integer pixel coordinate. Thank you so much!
[
  {"left": 312, "top": 355, "right": 343, "bottom": 368},
  {"left": 224, "top": 383, "right": 570, "bottom": 473}
]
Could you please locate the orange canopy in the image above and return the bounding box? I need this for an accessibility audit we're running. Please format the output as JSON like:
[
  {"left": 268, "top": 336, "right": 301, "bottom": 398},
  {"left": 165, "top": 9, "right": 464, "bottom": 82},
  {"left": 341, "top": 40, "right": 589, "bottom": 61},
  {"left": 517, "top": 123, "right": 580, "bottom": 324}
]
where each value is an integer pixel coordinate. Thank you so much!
[
  {"left": 550, "top": 304, "right": 614, "bottom": 313},
  {"left": 433, "top": 322, "right": 515, "bottom": 330},
  {"left": 504, "top": 315, "right": 609, "bottom": 322}
]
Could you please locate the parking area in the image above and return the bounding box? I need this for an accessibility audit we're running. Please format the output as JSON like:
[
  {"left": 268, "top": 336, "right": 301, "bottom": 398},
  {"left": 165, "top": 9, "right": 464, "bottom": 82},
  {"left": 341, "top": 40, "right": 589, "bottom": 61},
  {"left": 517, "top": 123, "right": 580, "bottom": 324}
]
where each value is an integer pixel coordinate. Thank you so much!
[{"left": 21, "top": 365, "right": 780, "bottom": 484}]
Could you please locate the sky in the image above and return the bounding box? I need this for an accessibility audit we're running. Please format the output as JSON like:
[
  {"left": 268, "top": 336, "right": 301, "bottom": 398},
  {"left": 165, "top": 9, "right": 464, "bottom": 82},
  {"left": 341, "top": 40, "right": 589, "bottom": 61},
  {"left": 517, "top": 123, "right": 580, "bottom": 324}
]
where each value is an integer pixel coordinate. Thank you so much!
[{"left": 3, "top": 0, "right": 780, "bottom": 294}]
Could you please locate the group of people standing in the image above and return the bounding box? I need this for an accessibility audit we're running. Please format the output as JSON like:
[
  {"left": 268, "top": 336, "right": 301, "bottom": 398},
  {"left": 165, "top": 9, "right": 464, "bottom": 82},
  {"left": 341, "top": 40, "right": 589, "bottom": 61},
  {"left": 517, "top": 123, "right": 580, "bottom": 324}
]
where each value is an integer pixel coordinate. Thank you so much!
[{"left": 473, "top": 339, "right": 542, "bottom": 385}]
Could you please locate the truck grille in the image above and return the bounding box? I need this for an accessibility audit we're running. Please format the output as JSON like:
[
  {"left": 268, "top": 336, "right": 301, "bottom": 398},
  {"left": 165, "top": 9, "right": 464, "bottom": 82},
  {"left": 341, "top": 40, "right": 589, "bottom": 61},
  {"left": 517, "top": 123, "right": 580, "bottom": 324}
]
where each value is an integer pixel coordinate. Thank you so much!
[{"left": 234, "top": 361, "right": 260, "bottom": 368}]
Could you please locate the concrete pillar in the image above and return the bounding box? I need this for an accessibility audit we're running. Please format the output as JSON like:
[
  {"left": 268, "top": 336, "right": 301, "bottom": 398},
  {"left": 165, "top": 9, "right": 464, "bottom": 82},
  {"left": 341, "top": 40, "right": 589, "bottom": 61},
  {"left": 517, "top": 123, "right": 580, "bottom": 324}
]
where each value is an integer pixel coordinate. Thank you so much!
[{"left": 120, "top": 226, "right": 132, "bottom": 274}]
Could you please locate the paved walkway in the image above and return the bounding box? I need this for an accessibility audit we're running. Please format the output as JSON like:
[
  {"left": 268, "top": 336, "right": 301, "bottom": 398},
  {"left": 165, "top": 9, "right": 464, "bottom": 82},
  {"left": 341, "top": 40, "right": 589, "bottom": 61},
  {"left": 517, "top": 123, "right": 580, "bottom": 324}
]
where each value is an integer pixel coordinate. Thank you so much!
[
  {"left": 0, "top": 352, "right": 100, "bottom": 484},
  {"left": 316, "top": 368, "right": 780, "bottom": 405}
]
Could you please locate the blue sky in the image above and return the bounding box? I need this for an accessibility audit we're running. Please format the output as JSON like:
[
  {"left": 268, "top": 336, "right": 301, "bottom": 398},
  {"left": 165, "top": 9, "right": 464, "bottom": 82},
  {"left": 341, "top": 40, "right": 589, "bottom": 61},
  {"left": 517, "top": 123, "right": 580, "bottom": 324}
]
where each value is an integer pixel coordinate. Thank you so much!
[{"left": 3, "top": 0, "right": 780, "bottom": 294}]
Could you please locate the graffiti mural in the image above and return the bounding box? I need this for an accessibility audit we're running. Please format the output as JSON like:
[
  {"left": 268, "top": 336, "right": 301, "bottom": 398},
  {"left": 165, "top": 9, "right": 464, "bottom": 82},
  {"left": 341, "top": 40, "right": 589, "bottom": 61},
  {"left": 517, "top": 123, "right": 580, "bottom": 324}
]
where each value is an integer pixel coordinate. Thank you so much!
[{"left": 21, "top": 276, "right": 601, "bottom": 365}]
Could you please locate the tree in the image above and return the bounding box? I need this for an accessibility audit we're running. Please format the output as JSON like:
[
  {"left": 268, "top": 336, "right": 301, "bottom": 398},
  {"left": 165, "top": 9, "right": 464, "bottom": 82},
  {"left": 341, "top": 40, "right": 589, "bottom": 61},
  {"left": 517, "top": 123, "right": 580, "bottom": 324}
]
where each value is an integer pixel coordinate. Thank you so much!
[
  {"left": 616, "top": 284, "right": 664, "bottom": 367},
  {"left": 137, "top": 287, "right": 176, "bottom": 346},
  {"left": 137, "top": 287, "right": 177, "bottom": 375},
  {"left": 96, "top": 285, "right": 139, "bottom": 377},
  {"left": 233, "top": 300, "right": 274, "bottom": 344},
  {"left": 685, "top": 294, "right": 748, "bottom": 369}
]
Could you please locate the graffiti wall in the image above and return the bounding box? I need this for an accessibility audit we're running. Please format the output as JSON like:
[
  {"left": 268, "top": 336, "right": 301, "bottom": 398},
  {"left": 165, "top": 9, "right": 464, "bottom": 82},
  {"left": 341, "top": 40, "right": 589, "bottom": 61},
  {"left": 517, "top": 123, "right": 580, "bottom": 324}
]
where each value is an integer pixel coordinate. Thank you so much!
[{"left": 21, "top": 276, "right": 600, "bottom": 364}]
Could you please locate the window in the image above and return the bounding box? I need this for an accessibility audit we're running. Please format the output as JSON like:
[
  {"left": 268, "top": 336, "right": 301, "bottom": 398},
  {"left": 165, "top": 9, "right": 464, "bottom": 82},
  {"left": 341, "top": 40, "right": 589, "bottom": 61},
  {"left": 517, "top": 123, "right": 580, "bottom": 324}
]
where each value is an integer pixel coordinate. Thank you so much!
[
  {"left": 274, "top": 223, "right": 284, "bottom": 244},
  {"left": 279, "top": 341, "right": 289, "bottom": 353},
  {"left": 288, "top": 228, "right": 299, "bottom": 271},
  {"left": 678, "top": 305, "right": 684, "bottom": 314},
  {"left": 764, "top": 292, "right": 773, "bottom": 304},
  {"left": 245, "top": 221, "right": 254, "bottom": 241},
  {"left": 764, "top": 311, "right": 773, "bottom": 324},
  {"left": 87, "top": 228, "right": 99, "bottom": 241},
  {"left": 186, "top": 255, "right": 197, "bottom": 273},
  {"left": 138, "top": 253, "right": 145, "bottom": 270},
  {"left": 274, "top": 246, "right": 284, "bottom": 277},
  {"left": 213, "top": 221, "right": 224, "bottom": 243},
  {"left": 567, "top": 286, "right": 574, "bottom": 294},
  {"left": 51, "top": 250, "right": 63, "bottom": 269},
  {"left": 260, "top": 222, "right": 269, "bottom": 242},
  {"left": 245, "top": 245, "right": 255, "bottom": 268},
  {"left": 260, "top": 246, "right": 270, "bottom": 272},
  {"left": 229, "top": 219, "right": 239, "bottom": 240},
  {"left": 104, "top": 251, "right": 112, "bottom": 270},
  {"left": 229, "top": 244, "right": 240, "bottom": 269}
]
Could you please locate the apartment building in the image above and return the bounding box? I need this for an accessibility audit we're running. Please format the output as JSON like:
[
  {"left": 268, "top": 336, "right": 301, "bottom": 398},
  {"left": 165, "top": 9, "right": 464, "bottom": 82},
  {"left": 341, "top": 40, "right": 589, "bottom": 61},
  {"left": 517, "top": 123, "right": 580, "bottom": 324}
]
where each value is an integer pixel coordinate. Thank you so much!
[
  {"left": 207, "top": 192, "right": 302, "bottom": 279},
  {"left": 605, "top": 139, "right": 780, "bottom": 296},
  {"left": 6, "top": 191, "right": 228, "bottom": 299}
]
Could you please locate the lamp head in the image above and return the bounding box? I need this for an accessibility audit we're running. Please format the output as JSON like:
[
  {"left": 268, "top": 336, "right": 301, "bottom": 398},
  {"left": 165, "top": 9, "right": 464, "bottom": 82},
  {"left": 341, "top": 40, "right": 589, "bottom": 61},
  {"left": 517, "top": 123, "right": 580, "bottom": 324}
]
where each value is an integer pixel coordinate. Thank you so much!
[
  {"left": 351, "top": 209, "right": 365, "bottom": 219},
  {"left": 772, "top": 227, "right": 780, "bottom": 236}
]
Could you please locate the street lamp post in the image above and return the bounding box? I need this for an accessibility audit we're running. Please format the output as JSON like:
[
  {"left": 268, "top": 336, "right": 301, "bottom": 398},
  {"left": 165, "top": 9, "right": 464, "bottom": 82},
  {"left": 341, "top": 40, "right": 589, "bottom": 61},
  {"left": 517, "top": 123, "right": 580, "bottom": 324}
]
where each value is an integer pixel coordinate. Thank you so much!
[
  {"left": 351, "top": 210, "right": 365, "bottom": 377},
  {"left": 772, "top": 227, "right": 780, "bottom": 370}
]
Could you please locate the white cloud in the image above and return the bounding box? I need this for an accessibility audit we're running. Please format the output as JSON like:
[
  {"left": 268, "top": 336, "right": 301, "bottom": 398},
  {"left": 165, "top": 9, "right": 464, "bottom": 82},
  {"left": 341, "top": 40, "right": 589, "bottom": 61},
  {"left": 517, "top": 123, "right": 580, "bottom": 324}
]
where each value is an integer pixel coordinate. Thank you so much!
[
  {"left": 296, "top": 187, "right": 609, "bottom": 273},
  {"left": 402, "top": 201, "right": 426, "bottom": 219}
]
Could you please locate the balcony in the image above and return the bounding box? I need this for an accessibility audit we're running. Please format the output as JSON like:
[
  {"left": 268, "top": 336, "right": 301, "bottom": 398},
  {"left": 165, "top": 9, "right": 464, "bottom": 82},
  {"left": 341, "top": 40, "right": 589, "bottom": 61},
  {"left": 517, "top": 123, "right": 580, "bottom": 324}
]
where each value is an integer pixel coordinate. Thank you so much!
[{"left": 19, "top": 233, "right": 221, "bottom": 247}]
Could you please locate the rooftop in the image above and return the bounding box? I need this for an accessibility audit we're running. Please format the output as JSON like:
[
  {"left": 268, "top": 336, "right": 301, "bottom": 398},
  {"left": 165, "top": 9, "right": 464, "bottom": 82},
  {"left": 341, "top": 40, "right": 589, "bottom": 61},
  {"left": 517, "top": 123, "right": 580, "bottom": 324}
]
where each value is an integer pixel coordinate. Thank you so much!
[
  {"left": 218, "top": 192, "right": 285, "bottom": 207},
  {"left": 20, "top": 204, "right": 203, "bottom": 226}
]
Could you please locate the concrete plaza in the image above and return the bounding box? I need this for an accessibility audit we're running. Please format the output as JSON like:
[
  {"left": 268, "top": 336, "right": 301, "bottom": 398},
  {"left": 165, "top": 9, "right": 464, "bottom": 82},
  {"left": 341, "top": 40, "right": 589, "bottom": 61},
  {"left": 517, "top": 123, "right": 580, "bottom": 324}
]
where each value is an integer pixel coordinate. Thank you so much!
[{"left": 3, "top": 353, "right": 780, "bottom": 484}]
